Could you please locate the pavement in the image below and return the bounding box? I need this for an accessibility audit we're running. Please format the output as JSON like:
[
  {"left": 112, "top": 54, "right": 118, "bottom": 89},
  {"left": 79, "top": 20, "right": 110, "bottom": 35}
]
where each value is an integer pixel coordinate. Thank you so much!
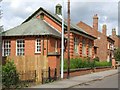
[{"left": 31, "top": 67, "right": 119, "bottom": 88}]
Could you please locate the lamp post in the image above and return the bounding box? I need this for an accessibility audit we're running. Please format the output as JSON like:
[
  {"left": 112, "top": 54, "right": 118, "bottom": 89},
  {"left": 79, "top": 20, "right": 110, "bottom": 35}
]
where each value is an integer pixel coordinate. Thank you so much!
[{"left": 61, "top": 0, "right": 64, "bottom": 79}]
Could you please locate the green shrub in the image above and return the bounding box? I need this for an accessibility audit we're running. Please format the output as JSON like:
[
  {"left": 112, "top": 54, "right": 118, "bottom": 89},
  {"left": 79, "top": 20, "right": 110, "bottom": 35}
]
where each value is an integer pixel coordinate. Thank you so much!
[
  {"left": 70, "top": 58, "right": 83, "bottom": 69},
  {"left": 114, "top": 48, "right": 120, "bottom": 61},
  {"left": 95, "top": 61, "right": 111, "bottom": 67},
  {"left": 2, "top": 60, "right": 19, "bottom": 89},
  {"left": 63, "top": 58, "right": 111, "bottom": 70},
  {"left": 93, "top": 57, "right": 100, "bottom": 62},
  {"left": 63, "top": 59, "right": 68, "bottom": 70}
]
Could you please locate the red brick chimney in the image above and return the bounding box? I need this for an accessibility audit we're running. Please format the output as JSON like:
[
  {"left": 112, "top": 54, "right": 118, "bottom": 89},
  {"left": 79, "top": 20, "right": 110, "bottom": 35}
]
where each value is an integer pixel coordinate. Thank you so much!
[
  {"left": 102, "top": 24, "right": 107, "bottom": 36},
  {"left": 93, "top": 14, "right": 98, "bottom": 31},
  {"left": 112, "top": 28, "right": 116, "bottom": 36}
]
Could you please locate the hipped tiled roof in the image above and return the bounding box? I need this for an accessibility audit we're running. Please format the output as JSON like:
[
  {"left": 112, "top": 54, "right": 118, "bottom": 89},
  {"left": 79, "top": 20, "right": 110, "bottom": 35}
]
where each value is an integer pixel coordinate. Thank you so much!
[
  {"left": 22, "top": 7, "right": 96, "bottom": 39},
  {"left": 2, "top": 18, "right": 61, "bottom": 38}
]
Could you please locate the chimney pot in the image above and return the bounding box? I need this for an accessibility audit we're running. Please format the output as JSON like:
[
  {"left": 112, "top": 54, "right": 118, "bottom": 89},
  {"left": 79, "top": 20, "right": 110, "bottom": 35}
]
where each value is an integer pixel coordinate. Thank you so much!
[
  {"left": 112, "top": 28, "right": 116, "bottom": 36},
  {"left": 102, "top": 24, "right": 107, "bottom": 35},
  {"left": 93, "top": 14, "right": 98, "bottom": 30}
]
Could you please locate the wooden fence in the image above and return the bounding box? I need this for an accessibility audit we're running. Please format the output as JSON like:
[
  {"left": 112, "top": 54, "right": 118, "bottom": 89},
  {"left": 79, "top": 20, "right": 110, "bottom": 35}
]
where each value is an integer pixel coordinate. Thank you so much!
[{"left": 3, "top": 55, "right": 48, "bottom": 83}]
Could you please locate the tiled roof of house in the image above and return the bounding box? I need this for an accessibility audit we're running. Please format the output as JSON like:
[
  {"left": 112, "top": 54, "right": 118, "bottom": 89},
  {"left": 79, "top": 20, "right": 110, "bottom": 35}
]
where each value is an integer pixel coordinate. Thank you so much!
[
  {"left": 107, "top": 36, "right": 115, "bottom": 42},
  {"left": 2, "top": 18, "right": 61, "bottom": 38},
  {"left": 23, "top": 7, "right": 85, "bottom": 32}
]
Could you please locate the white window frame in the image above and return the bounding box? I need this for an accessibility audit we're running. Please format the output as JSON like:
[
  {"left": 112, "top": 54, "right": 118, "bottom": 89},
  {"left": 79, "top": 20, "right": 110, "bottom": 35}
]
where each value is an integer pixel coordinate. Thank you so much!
[
  {"left": 82, "top": 44, "right": 86, "bottom": 56},
  {"left": 82, "top": 39, "right": 86, "bottom": 56},
  {"left": 16, "top": 39, "right": 25, "bottom": 56},
  {"left": 88, "top": 42, "right": 92, "bottom": 57},
  {"left": 74, "top": 37, "right": 79, "bottom": 53},
  {"left": 35, "top": 39, "right": 41, "bottom": 53},
  {"left": 2, "top": 40, "right": 11, "bottom": 56},
  {"left": 88, "top": 46, "right": 92, "bottom": 57}
]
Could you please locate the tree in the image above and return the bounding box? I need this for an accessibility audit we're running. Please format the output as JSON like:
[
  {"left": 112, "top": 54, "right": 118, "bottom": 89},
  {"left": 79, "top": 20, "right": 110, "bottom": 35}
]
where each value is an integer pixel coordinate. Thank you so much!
[
  {"left": 114, "top": 48, "right": 120, "bottom": 61},
  {"left": 2, "top": 60, "right": 19, "bottom": 89}
]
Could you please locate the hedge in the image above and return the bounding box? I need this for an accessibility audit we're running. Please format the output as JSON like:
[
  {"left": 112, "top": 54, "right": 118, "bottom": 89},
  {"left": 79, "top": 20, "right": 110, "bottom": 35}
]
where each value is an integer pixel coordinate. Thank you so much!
[{"left": 63, "top": 58, "right": 111, "bottom": 70}]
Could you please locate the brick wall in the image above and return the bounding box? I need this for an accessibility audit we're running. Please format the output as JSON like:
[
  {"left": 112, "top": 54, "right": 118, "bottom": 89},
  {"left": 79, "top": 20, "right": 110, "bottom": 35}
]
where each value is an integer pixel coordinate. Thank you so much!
[
  {"left": 44, "top": 15, "right": 62, "bottom": 32},
  {"left": 41, "top": 14, "right": 94, "bottom": 59},
  {"left": 64, "top": 33, "right": 94, "bottom": 59},
  {"left": 95, "top": 32, "right": 108, "bottom": 61},
  {"left": 25, "top": 37, "right": 36, "bottom": 56},
  {"left": 10, "top": 38, "right": 16, "bottom": 56},
  {"left": 3, "top": 36, "right": 61, "bottom": 76}
]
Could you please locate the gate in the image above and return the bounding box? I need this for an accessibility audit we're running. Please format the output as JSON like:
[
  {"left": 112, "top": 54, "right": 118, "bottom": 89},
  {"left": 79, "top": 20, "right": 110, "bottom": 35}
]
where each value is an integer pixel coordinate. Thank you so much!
[{"left": 42, "top": 67, "right": 57, "bottom": 84}]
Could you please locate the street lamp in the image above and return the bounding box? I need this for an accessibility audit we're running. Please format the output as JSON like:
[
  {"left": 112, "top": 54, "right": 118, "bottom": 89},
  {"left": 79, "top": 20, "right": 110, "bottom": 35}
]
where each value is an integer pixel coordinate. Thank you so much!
[{"left": 61, "top": 0, "right": 64, "bottom": 79}]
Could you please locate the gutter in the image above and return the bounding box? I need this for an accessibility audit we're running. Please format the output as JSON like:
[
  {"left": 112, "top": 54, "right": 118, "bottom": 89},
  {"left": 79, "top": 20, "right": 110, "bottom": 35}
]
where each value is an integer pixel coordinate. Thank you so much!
[{"left": 66, "top": 30, "right": 97, "bottom": 40}]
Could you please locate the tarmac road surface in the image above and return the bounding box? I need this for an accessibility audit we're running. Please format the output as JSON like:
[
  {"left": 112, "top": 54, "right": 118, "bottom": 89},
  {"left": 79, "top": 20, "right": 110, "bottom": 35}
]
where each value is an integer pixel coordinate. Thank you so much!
[{"left": 72, "top": 73, "right": 119, "bottom": 88}]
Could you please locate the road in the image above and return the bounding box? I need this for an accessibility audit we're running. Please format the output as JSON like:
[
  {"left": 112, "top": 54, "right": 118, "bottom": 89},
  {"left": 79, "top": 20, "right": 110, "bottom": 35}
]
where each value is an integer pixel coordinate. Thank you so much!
[{"left": 72, "top": 73, "right": 119, "bottom": 88}]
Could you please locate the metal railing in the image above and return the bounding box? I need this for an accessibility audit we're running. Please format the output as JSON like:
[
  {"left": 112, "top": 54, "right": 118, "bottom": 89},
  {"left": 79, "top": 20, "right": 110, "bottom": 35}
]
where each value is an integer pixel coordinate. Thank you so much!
[{"left": 42, "top": 67, "right": 57, "bottom": 84}]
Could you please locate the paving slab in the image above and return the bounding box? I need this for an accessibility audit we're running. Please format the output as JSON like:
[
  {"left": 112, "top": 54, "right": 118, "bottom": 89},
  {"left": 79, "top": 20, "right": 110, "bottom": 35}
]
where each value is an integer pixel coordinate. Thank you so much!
[{"left": 31, "top": 68, "right": 119, "bottom": 88}]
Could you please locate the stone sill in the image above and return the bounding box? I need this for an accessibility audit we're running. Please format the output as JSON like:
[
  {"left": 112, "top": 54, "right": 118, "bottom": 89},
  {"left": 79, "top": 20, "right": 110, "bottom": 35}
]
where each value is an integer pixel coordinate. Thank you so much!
[{"left": 47, "top": 52, "right": 60, "bottom": 56}]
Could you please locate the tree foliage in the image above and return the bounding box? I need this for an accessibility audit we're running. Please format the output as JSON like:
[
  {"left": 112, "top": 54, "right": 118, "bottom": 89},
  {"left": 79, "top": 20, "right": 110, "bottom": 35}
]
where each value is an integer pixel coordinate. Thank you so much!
[
  {"left": 114, "top": 48, "right": 120, "bottom": 61},
  {"left": 2, "top": 60, "right": 19, "bottom": 89}
]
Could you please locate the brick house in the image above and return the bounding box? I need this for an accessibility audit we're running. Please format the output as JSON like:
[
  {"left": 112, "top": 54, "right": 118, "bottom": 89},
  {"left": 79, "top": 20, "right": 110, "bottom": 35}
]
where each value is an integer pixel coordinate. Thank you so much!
[
  {"left": 2, "top": 4, "right": 96, "bottom": 76},
  {"left": 110, "top": 28, "right": 120, "bottom": 49},
  {"left": 77, "top": 14, "right": 115, "bottom": 62}
]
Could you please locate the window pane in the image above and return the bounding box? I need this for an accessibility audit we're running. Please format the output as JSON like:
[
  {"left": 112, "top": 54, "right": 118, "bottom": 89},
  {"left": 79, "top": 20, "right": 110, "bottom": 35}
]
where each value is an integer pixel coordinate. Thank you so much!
[
  {"left": 4, "top": 40, "right": 11, "bottom": 56},
  {"left": 17, "top": 40, "right": 25, "bottom": 56},
  {"left": 36, "top": 39, "right": 41, "bottom": 53},
  {"left": 74, "top": 37, "right": 79, "bottom": 53}
]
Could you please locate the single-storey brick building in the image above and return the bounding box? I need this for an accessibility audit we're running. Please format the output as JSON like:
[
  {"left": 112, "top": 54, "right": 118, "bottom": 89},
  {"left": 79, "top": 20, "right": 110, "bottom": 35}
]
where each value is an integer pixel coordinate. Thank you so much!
[{"left": 2, "top": 4, "right": 96, "bottom": 76}]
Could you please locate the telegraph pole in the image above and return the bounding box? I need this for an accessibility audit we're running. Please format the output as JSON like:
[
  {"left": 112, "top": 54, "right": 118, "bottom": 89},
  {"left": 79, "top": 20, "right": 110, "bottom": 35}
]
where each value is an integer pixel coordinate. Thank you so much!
[
  {"left": 61, "top": 0, "right": 64, "bottom": 79},
  {"left": 0, "top": 0, "right": 3, "bottom": 70},
  {"left": 67, "top": 0, "right": 70, "bottom": 79}
]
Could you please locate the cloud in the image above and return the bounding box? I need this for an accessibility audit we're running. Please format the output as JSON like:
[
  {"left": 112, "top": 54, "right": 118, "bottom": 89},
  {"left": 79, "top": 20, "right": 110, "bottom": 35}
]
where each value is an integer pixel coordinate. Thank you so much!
[
  {"left": 69, "top": 2, "right": 118, "bottom": 35},
  {"left": 1, "top": 0, "right": 119, "bottom": 35}
]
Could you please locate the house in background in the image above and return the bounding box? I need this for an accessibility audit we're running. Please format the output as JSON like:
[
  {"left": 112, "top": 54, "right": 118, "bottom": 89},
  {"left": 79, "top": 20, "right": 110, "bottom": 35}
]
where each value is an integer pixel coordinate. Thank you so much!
[
  {"left": 110, "top": 28, "right": 120, "bottom": 49},
  {"left": 2, "top": 4, "right": 96, "bottom": 77},
  {"left": 77, "top": 14, "right": 115, "bottom": 62}
]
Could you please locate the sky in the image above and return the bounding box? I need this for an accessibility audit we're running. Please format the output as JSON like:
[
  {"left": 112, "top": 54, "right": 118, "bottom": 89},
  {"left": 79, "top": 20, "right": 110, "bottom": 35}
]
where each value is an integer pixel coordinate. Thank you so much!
[{"left": 0, "top": 0, "right": 120, "bottom": 36}]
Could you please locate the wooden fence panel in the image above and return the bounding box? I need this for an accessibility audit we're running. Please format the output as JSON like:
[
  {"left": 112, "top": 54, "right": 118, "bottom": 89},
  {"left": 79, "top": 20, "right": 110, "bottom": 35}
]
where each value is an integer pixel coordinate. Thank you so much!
[{"left": 5, "top": 55, "right": 48, "bottom": 83}]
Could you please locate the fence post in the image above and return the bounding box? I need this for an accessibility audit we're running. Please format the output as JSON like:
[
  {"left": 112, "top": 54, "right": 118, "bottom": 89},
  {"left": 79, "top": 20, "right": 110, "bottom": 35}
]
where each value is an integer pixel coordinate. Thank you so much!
[
  {"left": 48, "top": 67, "right": 51, "bottom": 82},
  {"left": 35, "top": 70, "right": 37, "bottom": 82},
  {"left": 41, "top": 70, "right": 44, "bottom": 84},
  {"left": 54, "top": 68, "right": 57, "bottom": 80}
]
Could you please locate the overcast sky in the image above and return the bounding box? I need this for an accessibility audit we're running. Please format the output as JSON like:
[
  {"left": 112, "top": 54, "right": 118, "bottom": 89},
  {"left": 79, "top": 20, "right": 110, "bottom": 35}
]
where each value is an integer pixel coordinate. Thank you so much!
[{"left": 1, "top": 0, "right": 119, "bottom": 36}]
